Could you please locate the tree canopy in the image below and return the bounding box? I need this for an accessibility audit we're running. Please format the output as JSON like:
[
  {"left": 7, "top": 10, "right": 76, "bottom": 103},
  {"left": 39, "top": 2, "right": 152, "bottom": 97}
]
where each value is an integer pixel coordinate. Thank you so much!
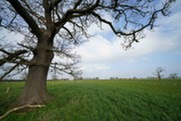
[{"left": 0, "top": 0, "right": 175, "bottom": 80}]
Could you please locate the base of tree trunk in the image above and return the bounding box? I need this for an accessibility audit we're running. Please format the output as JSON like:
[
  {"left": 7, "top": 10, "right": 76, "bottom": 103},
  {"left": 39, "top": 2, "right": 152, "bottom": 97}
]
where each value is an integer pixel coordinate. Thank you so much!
[{"left": 10, "top": 91, "right": 53, "bottom": 109}]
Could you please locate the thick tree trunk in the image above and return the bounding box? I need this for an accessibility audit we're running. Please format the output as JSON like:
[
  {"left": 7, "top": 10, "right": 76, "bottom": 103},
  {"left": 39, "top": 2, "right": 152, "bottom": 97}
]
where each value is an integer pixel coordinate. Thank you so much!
[
  {"left": 14, "top": 65, "right": 52, "bottom": 106},
  {"left": 12, "top": 34, "right": 54, "bottom": 107},
  {"left": 158, "top": 74, "right": 161, "bottom": 81}
]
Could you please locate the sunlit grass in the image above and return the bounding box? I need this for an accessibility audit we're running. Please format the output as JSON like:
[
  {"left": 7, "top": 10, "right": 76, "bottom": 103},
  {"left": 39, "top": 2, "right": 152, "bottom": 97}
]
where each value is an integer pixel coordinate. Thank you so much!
[{"left": 0, "top": 79, "right": 181, "bottom": 121}]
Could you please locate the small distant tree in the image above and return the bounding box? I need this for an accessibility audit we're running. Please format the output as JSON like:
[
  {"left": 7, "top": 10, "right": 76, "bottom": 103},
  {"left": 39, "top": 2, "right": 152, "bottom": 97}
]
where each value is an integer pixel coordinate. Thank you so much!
[
  {"left": 153, "top": 67, "right": 165, "bottom": 81},
  {"left": 133, "top": 77, "right": 137, "bottom": 80},
  {"left": 74, "top": 77, "right": 83, "bottom": 80},
  {"left": 51, "top": 73, "right": 58, "bottom": 80},
  {"left": 51, "top": 63, "right": 58, "bottom": 80},
  {"left": 94, "top": 77, "right": 99, "bottom": 80},
  {"left": 169, "top": 73, "right": 178, "bottom": 79}
]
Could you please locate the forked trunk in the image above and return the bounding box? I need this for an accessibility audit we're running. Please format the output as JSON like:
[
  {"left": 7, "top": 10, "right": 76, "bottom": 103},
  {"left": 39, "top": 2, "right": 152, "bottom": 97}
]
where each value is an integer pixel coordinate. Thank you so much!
[{"left": 12, "top": 35, "right": 54, "bottom": 107}]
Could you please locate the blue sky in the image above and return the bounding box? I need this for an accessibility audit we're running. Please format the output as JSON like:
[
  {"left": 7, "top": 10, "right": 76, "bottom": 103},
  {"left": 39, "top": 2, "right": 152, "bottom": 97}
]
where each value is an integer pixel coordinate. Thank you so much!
[{"left": 76, "top": 1, "right": 181, "bottom": 79}]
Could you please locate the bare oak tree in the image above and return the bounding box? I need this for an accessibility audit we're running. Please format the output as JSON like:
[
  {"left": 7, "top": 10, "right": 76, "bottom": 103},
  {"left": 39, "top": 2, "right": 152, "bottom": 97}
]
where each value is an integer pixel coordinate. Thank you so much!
[
  {"left": 153, "top": 67, "right": 165, "bottom": 81},
  {"left": 0, "top": 0, "right": 175, "bottom": 106},
  {"left": 169, "top": 73, "right": 178, "bottom": 79}
]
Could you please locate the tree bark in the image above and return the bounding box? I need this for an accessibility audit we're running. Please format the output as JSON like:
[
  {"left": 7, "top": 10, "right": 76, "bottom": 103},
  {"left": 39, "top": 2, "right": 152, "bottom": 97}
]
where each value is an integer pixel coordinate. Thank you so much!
[{"left": 12, "top": 33, "right": 54, "bottom": 107}]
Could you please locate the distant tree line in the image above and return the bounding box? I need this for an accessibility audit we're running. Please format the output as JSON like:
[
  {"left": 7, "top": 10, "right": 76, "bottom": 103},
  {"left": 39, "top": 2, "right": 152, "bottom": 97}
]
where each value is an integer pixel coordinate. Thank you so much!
[{"left": 1, "top": 67, "right": 179, "bottom": 81}]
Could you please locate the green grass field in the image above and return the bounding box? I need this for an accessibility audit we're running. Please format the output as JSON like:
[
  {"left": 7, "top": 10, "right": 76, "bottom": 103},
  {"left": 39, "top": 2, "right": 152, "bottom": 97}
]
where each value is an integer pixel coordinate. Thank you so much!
[{"left": 0, "top": 79, "right": 181, "bottom": 121}]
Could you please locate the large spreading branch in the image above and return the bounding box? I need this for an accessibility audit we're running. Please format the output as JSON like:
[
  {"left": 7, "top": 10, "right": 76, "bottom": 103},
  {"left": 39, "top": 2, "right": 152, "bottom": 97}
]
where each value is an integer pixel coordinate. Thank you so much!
[
  {"left": 55, "top": 0, "right": 100, "bottom": 31},
  {"left": 90, "top": 1, "right": 172, "bottom": 48},
  {"left": 20, "top": 0, "right": 46, "bottom": 25},
  {"left": 0, "top": 64, "right": 18, "bottom": 80},
  {"left": 6, "top": 0, "right": 42, "bottom": 37},
  {"left": 0, "top": 49, "right": 28, "bottom": 66}
]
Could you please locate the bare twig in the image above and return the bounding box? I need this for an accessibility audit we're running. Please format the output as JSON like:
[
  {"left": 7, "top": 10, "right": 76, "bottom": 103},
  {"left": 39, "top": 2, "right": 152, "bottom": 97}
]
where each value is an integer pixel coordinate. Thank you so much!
[
  {"left": 6, "top": 87, "right": 10, "bottom": 94},
  {"left": 0, "top": 104, "right": 45, "bottom": 120}
]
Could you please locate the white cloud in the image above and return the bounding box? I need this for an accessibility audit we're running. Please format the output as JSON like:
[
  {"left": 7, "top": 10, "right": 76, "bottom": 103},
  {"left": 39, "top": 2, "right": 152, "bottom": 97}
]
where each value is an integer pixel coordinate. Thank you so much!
[
  {"left": 81, "top": 64, "right": 110, "bottom": 72},
  {"left": 77, "top": 35, "right": 114, "bottom": 63},
  {"left": 77, "top": 28, "right": 179, "bottom": 64}
]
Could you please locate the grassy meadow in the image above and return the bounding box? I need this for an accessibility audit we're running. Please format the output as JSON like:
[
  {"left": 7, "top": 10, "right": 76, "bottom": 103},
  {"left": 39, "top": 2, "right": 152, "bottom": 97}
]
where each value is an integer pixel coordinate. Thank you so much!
[{"left": 0, "top": 79, "right": 181, "bottom": 121}]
